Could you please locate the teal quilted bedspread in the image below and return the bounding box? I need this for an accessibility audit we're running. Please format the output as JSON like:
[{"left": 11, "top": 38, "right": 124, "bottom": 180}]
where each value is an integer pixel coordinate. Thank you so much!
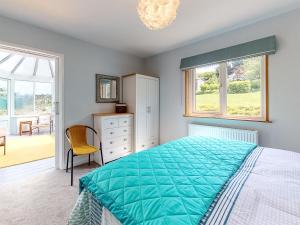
[{"left": 80, "top": 136, "right": 256, "bottom": 225}]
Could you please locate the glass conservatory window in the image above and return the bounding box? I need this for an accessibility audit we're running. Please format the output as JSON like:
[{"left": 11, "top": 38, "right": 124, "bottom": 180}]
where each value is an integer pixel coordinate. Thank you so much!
[
  {"left": 0, "top": 79, "right": 8, "bottom": 116},
  {"left": 0, "top": 52, "right": 10, "bottom": 62},
  {"left": 14, "top": 57, "right": 36, "bottom": 76},
  {"left": 36, "top": 59, "right": 52, "bottom": 77},
  {"left": 35, "top": 82, "right": 52, "bottom": 114},
  {"left": 0, "top": 55, "right": 22, "bottom": 73},
  {"left": 50, "top": 60, "right": 55, "bottom": 73},
  {"left": 14, "top": 81, "right": 34, "bottom": 115},
  {"left": 0, "top": 48, "right": 55, "bottom": 117}
]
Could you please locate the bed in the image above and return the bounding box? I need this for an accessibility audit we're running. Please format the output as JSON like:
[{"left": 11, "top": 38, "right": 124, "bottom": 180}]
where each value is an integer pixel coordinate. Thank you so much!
[{"left": 69, "top": 125, "right": 300, "bottom": 225}]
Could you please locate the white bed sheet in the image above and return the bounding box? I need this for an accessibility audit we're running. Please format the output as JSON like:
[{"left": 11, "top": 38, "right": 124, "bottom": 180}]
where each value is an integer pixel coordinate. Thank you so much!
[
  {"left": 100, "top": 147, "right": 300, "bottom": 225},
  {"left": 226, "top": 147, "right": 300, "bottom": 225}
]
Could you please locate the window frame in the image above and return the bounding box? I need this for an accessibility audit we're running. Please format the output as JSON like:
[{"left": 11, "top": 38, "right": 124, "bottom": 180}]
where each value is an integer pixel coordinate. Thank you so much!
[{"left": 184, "top": 55, "right": 269, "bottom": 122}]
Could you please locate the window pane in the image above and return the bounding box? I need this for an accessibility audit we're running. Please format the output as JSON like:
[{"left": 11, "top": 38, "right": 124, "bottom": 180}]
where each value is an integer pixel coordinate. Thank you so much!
[
  {"left": 36, "top": 59, "right": 52, "bottom": 77},
  {"left": 35, "top": 82, "right": 52, "bottom": 114},
  {"left": 226, "top": 56, "right": 262, "bottom": 117},
  {"left": 0, "top": 55, "right": 22, "bottom": 73},
  {"left": 194, "top": 64, "right": 220, "bottom": 113},
  {"left": 14, "top": 57, "right": 36, "bottom": 76},
  {"left": 0, "top": 80, "right": 8, "bottom": 116},
  {"left": 50, "top": 59, "right": 55, "bottom": 75},
  {"left": 14, "top": 81, "right": 34, "bottom": 115},
  {"left": 0, "top": 51, "right": 10, "bottom": 62}
]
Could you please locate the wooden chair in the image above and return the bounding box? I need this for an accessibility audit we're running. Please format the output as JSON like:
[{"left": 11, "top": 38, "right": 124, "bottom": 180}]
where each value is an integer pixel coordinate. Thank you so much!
[
  {"left": 32, "top": 115, "right": 53, "bottom": 135},
  {"left": 65, "top": 125, "right": 103, "bottom": 186},
  {"left": 19, "top": 121, "right": 33, "bottom": 136},
  {"left": 0, "top": 128, "right": 6, "bottom": 155}
]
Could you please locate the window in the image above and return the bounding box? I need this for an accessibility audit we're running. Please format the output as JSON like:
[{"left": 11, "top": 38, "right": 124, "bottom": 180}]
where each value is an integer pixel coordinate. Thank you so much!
[
  {"left": 14, "top": 81, "right": 53, "bottom": 115},
  {"left": 0, "top": 48, "right": 55, "bottom": 119},
  {"left": 35, "top": 82, "right": 52, "bottom": 114},
  {"left": 0, "top": 79, "right": 8, "bottom": 116},
  {"left": 185, "top": 55, "right": 268, "bottom": 121},
  {"left": 14, "top": 81, "right": 34, "bottom": 115}
]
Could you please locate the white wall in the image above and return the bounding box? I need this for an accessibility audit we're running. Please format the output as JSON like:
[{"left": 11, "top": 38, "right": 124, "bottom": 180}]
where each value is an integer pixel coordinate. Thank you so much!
[
  {"left": 145, "top": 9, "right": 300, "bottom": 152},
  {"left": 0, "top": 15, "right": 144, "bottom": 165}
]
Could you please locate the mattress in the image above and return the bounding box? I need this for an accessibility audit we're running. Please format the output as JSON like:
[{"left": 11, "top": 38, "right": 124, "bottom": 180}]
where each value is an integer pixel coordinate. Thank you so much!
[{"left": 69, "top": 146, "right": 300, "bottom": 225}]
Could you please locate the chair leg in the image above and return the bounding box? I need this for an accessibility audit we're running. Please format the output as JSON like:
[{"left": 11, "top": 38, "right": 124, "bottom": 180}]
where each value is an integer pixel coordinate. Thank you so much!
[
  {"left": 71, "top": 150, "right": 74, "bottom": 186},
  {"left": 88, "top": 154, "right": 90, "bottom": 166},
  {"left": 3, "top": 136, "right": 5, "bottom": 155},
  {"left": 66, "top": 149, "right": 71, "bottom": 173},
  {"left": 99, "top": 146, "right": 104, "bottom": 166}
]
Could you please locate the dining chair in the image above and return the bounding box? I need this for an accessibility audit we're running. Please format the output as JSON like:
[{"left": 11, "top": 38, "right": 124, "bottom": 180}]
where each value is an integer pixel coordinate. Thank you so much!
[{"left": 65, "top": 125, "right": 103, "bottom": 186}]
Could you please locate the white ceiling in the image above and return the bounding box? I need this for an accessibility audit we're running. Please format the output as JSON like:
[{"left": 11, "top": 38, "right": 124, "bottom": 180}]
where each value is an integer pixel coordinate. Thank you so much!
[{"left": 0, "top": 0, "right": 299, "bottom": 58}]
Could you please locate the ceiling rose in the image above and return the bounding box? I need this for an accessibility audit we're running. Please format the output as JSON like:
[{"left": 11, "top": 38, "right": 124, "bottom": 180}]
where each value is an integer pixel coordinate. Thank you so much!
[{"left": 137, "top": 0, "right": 180, "bottom": 30}]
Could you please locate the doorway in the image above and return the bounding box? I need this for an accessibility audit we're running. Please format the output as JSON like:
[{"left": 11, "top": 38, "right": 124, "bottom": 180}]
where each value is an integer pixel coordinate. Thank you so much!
[{"left": 0, "top": 43, "right": 63, "bottom": 170}]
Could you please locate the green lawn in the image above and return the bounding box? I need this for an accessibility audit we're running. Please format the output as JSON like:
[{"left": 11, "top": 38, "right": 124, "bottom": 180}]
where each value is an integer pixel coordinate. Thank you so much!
[{"left": 196, "top": 91, "right": 261, "bottom": 116}]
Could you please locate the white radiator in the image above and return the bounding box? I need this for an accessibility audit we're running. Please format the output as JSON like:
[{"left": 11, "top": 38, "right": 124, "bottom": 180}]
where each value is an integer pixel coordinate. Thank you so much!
[{"left": 188, "top": 124, "right": 258, "bottom": 144}]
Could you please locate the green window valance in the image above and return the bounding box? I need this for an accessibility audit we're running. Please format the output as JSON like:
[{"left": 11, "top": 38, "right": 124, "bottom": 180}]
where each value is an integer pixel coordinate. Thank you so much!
[{"left": 180, "top": 36, "right": 276, "bottom": 70}]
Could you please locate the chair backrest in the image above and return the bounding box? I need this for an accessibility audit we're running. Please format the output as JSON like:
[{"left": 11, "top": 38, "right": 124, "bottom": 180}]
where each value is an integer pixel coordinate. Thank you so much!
[
  {"left": 0, "top": 128, "right": 6, "bottom": 137},
  {"left": 38, "top": 114, "right": 51, "bottom": 125},
  {"left": 66, "top": 125, "right": 97, "bottom": 154}
]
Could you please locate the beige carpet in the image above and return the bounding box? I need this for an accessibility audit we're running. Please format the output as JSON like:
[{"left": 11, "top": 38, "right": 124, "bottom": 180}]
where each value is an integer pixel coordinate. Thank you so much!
[{"left": 0, "top": 163, "right": 98, "bottom": 225}]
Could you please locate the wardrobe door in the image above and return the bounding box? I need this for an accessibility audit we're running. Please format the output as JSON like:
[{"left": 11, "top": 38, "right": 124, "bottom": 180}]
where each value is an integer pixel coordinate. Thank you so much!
[
  {"left": 147, "top": 78, "right": 159, "bottom": 142},
  {"left": 135, "top": 77, "right": 148, "bottom": 151}
]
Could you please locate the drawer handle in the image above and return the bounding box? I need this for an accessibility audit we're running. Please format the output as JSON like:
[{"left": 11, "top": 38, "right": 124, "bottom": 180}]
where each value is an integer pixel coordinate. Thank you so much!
[
  {"left": 142, "top": 145, "right": 145, "bottom": 147},
  {"left": 123, "top": 147, "right": 127, "bottom": 150},
  {"left": 152, "top": 142, "right": 154, "bottom": 144},
  {"left": 110, "top": 141, "right": 113, "bottom": 144},
  {"left": 110, "top": 122, "right": 114, "bottom": 125},
  {"left": 123, "top": 138, "right": 127, "bottom": 141},
  {"left": 123, "top": 121, "right": 127, "bottom": 123},
  {"left": 109, "top": 151, "right": 113, "bottom": 154},
  {"left": 123, "top": 130, "right": 127, "bottom": 132},
  {"left": 110, "top": 132, "right": 114, "bottom": 135}
]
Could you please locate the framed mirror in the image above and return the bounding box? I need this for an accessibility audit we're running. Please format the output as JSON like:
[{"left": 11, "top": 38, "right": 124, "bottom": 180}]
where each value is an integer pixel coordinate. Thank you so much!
[{"left": 96, "top": 74, "right": 120, "bottom": 103}]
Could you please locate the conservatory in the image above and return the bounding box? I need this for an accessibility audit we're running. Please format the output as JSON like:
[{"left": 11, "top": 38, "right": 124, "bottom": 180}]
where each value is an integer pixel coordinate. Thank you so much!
[{"left": 0, "top": 48, "right": 55, "bottom": 168}]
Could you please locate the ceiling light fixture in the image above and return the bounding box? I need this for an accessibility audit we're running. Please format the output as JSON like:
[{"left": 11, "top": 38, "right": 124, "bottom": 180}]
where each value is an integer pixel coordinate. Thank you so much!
[{"left": 137, "top": 0, "right": 180, "bottom": 30}]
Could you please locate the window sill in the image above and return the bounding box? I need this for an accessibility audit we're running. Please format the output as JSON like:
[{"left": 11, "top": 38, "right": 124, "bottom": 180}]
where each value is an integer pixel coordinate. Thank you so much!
[{"left": 183, "top": 113, "right": 271, "bottom": 123}]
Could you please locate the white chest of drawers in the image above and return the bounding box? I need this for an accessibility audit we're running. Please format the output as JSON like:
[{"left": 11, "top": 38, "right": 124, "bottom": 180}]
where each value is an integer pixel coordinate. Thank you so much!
[{"left": 93, "top": 113, "right": 133, "bottom": 164}]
